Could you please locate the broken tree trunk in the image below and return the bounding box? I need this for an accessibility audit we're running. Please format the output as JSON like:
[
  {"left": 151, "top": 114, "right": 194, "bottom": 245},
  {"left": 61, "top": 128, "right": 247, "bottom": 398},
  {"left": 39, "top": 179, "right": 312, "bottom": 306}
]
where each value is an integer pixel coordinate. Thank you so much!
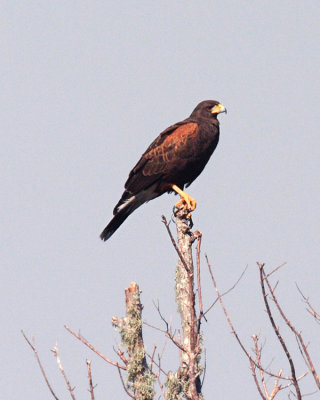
[{"left": 112, "top": 282, "right": 155, "bottom": 400}]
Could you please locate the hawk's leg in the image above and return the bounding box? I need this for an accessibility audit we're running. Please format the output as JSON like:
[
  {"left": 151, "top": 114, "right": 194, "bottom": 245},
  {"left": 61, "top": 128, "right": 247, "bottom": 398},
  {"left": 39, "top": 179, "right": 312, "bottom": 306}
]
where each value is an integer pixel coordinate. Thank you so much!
[{"left": 170, "top": 184, "right": 197, "bottom": 219}]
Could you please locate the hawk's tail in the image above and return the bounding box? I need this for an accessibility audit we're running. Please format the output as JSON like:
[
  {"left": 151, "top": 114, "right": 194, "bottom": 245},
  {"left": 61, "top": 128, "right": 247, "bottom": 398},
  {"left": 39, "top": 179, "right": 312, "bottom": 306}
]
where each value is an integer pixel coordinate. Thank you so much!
[
  {"left": 100, "top": 198, "right": 140, "bottom": 242},
  {"left": 100, "top": 188, "right": 155, "bottom": 241},
  {"left": 100, "top": 183, "right": 161, "bottom": 241}
]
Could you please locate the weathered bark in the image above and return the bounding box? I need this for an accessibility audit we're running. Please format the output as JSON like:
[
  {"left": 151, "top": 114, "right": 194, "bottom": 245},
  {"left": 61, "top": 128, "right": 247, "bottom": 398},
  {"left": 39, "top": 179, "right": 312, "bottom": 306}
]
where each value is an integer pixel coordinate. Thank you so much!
[
  {"left": 174, "top": 209, "right": 202, "bottom": 400},
  {"left": 112, "top": 282, "right": 155, "bottom": 400}
]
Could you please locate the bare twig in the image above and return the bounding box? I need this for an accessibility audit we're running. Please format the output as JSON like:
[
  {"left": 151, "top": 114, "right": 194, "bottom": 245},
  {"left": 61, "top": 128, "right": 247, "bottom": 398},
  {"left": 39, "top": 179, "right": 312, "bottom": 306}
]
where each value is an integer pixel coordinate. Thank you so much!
[
  {"left": 265, "top": 262, "right": 287, "bottom": 278},
  {"left": 114, "top": 347, "right": 129, "bottom": 366},
  {"left": 155, "top": 361, "right": 166, "bottom": 399},
  {"left": 65, "top": 325, "right": 127, "bottom": 370},
  {"left": 21, "top": 330, "right": 60, "bottom": 400},
  {"left": 145, "top": 352, "right": 168, "bottom": 377},
  {"left": 117, "top": 366, "right": 135, "bottom": 399},
  {"left": 207, "top": 256, "right": 257, "bottom": 366},
  {"left": 150, "top": 345, "right": 157, "bottom": 373},
  {"left": 250, "top": 357, "right": 266, "bottom": 400},
  {"left": 252, "top": 334, "right": 284, "bottom": 400},
  {"left": 144, "top": 320, "right": 186, "bottom": 353},
  {"left": 203, "top": 264, "right": 248, "bottom": 317},
  {"left": 201, "top": 349, "right": 207, "bottom": 388},
  {"left": 253, "top": 335, "right": 269, "bottom": 398},
  {"left": 162, "top": 215, "right": 190, "bottom": 273},
  {"left": 158, "top": 336, "right": 168, "bottom": 374},
  {"left": 269, "top": 374, "right": 282, "bottom": 400},
  {"left": 86, "top": 360, "right": 95, "bottom": 400},
  {"left": 196, "top": 232, "right": 205, "bottom": 329},
  {"left": 177, "top": 330, "right": 183, "bottom": 369},
  {"left": 296, "top": 284, "right": 320, "bottom": 323},
  {"left": 149, "top": 301, "right": 186, "bottom": 352},
  {"left": 51, "top": 343, "right": 76, "bottom": 400},
  {"left": 157, "top": 376, "right": 166, "bottom": 398}
]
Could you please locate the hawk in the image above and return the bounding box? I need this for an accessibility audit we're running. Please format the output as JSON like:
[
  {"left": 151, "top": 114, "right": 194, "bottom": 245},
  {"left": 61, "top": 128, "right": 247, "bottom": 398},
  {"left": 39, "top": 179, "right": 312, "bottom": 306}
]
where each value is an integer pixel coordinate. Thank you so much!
[{"left": 100, "top": 100, "right": 226, "bottom": 241}]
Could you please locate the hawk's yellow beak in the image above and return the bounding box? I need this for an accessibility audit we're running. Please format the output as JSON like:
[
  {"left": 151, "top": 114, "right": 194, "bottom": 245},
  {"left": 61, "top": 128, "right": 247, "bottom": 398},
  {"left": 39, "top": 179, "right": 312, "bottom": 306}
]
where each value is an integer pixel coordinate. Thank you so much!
[{"left": 211, "top": 103, "right": 227, "bottom": 115}]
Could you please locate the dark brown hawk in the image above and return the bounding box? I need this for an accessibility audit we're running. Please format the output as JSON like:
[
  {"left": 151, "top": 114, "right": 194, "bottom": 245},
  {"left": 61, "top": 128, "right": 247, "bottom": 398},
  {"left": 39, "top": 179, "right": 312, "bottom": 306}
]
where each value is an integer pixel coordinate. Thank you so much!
[{"left": 100, "top": 100, "right": 226, "bottom": 241}]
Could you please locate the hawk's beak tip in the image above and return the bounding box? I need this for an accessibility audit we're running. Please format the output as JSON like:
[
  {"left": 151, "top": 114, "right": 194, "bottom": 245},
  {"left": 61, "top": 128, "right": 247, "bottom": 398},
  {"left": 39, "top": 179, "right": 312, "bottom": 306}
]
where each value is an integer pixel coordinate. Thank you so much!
[{"left": 220, "top": 104, "right": 227, "bottom": 114}]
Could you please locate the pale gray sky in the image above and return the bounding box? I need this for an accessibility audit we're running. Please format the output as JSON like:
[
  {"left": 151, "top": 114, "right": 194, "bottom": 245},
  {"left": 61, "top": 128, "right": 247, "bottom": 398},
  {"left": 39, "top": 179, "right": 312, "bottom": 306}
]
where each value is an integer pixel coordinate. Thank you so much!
[{"left": 1, "top": 1, "right": 320, "bottom": 399}]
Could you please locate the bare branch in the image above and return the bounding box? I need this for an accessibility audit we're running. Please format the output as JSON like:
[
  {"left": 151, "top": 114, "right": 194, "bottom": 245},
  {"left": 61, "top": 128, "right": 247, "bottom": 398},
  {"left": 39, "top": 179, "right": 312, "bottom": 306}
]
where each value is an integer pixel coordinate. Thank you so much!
[
  {"left": 296, "top": 284, "right": 320, "bottom": 323},
  {"left": 145, "top": 352, "right": 168, "bottom": 377},
  {"left": 162, "top": 215, "right": 191, "bottom": 273},
  {"left": 65, "top": 325, "right": 127, "bottom": 370},
  {"left": 86, "top": 360, "right": 95, "bottom": 400},
  {"left": 250, "top": 358, "right": 266, "bottom": 400},
  {"left": 265, "top": 262, "right": 287, "bottom": 278},
  {"left": 196, "top": 232, "right": 205, "bottom": 329},
  {"left": 51, "top": 343, "right": 76, "bottom": 400},
  {"left": 114, "top": 347, "right": 129, "bottom": 366},
  {"left": 252, "top": 334, "right": 284, "bottom": 400},
  {"left": 150, "top": 300, "right": 184, "bottom": 351},
  {"left": 21, "top": 330, "right": 60, "bottom": 400},
  {"left": 201, "top": 349, "right": 207, "bottom": 388},
  {"left": 258, "top": 263, "right": 302, "bottom": 399},
  {"left": 117, "top": 366, "right": 135, "bottom": 399},
  {"left": 203, "top": 264, "right": 248, "bottom": 317},
  {"left": 150, "top": 345, "right": 157, "bottom": 373},
  {"left": 260, "top": 265, "right": 320, "bottom": 391},
  {"left": 206, "top": 256, "right": 260, "bottom": 367},
  {"left": 206, "top": 257, "right": 292, "bottom": 382},
  {"left": 144, "top": 320, "right": 186, "bottom": 353},
  {"left": 253, "top": 335, "right": 269, "bottom": 398},
  {"left": 269, "top": 372, "right": 282, "bottom": 400},
  {"left": 157, "top": 374, "right": 166, "bottom": 399}
]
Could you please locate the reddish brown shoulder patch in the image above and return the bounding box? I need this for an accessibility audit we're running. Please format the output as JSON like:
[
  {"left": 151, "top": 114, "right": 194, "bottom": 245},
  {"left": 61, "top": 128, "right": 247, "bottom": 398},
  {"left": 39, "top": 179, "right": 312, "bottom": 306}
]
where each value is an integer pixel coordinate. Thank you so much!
[
  {"left": 143, "top": 122, "right": 200, "bottom": 175},
  {"left": 162, "top": 123, "right": 199, "bottom": 148}
]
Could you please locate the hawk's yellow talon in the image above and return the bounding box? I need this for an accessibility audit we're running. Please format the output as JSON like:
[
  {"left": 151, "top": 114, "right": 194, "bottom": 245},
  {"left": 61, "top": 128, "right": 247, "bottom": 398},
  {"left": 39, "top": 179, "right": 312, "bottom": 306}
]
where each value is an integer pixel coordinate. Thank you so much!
[{"left": 171, "top": 184, "right": 197, "bottom": 215}]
